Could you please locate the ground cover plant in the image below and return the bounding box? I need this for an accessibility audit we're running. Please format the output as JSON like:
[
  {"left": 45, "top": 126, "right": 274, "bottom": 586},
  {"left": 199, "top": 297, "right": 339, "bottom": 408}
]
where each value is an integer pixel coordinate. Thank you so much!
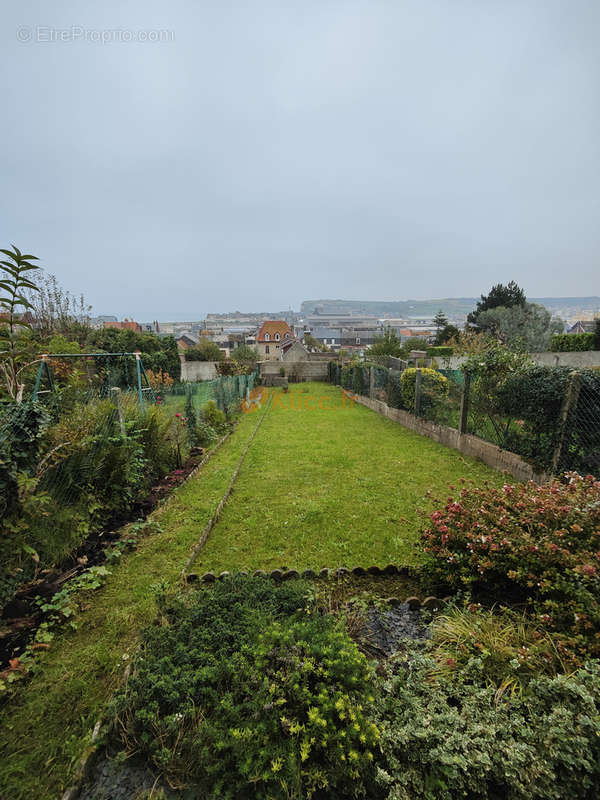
[
  {"left": 374, "top": 644, "right": 600, "bottom": 800},
  {"left": 112, "top": 576, "right": 379, "bottom": 799},
  {"left": 196, "top": 382, "right": 502, "bottom": 574}
]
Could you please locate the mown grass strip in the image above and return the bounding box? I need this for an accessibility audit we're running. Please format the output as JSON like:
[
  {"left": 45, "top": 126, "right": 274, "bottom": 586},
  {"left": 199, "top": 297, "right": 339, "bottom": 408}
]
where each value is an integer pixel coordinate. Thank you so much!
[
  {"left": 196, "top": 383, "right": 504, "bottom": 574},
  {"left": 0, "top": 409, "right": 259, "bottom": 800},
  {"left": 181, "top": 388, "right": 272, "bottom": 578}
]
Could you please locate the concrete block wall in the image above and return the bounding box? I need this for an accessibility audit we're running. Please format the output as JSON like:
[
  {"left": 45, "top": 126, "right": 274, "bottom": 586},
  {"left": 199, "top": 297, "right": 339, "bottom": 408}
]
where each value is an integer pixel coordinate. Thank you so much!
[
  {"left": 259, "top": 360, "right": 329, "bottom": 381},
  {"left": 179, "top": 359, "right": 219, "bottom": 381},
  {"left": 440, "top": 351, "right": 600, "bottom": 371},
  {"left": 352, "top": 393, "right": 548, "bottom": 484}
]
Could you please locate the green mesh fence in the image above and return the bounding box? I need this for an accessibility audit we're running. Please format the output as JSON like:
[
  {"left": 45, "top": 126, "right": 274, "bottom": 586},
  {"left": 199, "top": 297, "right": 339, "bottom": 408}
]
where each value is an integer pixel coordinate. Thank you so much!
[{"left": 160, "top": 371, "right": 258, "bottom": 415}]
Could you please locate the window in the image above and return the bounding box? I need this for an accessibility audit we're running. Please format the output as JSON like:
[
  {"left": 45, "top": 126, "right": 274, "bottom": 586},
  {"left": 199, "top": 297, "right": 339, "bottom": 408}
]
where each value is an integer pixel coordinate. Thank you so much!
[
  {"left": 356, "top": 337, "right": 361, "bottom": 344},
  {"left": 265, "top": 345, "right": 270, "bottom": 354},
  {"left": 275, "top": 332, "right": 280, "bottom": 341},
  {"left": 284, "top": 331, "right": 290, "bottom": 338},
  {"left": 265, "top": 333, "right": 270, "bottom": 341}
]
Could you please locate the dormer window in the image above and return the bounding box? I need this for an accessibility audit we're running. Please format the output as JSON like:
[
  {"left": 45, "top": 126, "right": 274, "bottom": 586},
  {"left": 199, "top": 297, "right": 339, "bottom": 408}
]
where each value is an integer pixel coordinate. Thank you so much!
[
  {"left": 284, "top": 332, "right": 290, "bottom": 338},
  {"left": 265, "top": 333, "right": 270, "bottom": 341},
  {"left": 275, "top": 333, "right": 280, "bottom": 341}
]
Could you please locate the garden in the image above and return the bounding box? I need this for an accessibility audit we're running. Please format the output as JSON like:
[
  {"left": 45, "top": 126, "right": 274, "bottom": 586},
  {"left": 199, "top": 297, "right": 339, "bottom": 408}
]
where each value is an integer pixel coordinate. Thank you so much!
[
  {"left": 2, "top": 253, "right": 600, "bottom": 799},
  {"left": 1, "top": 376, "right": 600, "bottom": 799}
]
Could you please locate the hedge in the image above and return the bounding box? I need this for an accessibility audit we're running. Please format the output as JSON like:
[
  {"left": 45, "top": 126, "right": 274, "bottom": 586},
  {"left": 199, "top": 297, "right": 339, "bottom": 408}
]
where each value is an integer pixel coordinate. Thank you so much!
[
  {"left": 426, "top": 346, "right": 453, "bottom": 357},
  {"left": 552, "top": 333, "right": 596, "bottom": 352}
]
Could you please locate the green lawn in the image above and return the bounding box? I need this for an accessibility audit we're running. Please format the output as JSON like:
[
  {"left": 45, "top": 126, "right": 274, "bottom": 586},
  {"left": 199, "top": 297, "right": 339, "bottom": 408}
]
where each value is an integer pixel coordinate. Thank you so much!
[
  {"left": 196, "top": 382, "right": 501, "bottom": 573},
  {"left": 0, "top": 381, "right": 503, "bottom": 799}
]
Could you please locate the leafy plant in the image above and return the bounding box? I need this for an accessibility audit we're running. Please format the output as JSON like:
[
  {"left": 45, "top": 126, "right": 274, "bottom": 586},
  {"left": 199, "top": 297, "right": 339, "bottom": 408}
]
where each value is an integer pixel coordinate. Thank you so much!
[
  {"left": 375, "top": 645, "right": 600, "bottom": 800},
  {"left": 422, "top": 473, "right": 600, "bottom": 658},
  {"left": 429, "top": 604, "right": 566, "bottom": 694},
  {"left": 552, "top": 333, "right": 596, "bottom": 352},
  {"left": 399, "top": 367, "right": 448, "bottom": 413},
  {"left": 0, "top": 245, "right": 40, "bottom": 401},
  {"left": 112, "top": 575, "right": 379, "bottom": 799},
  {"left": 201, "top": 400, "right": 228, "bottom": 435}
]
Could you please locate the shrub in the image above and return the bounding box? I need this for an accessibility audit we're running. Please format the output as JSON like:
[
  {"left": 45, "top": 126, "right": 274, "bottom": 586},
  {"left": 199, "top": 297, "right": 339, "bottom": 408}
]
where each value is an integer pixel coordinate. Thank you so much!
[
  {"left": 184, "top": 391, "right": 199, "bottom": 448},
  {"left": 184, "top": 339, "right": 224, "bottom": 362},
  {"left": 201, "top": 400, "right": 228, "bottom": 435},
  {"left": 495, "top": 366, "right": 600, "bottom": 473},
  {"left": 0, "top": 401, "right": 48, "bottom": 522},
  {"left": 352, "top": 364, "right": 366, "bottom": 396},
  {"left": 399, "top": 368, "right": 448, "bottom": 413},
  {"left": 386, "top": 372, "right": 403, "bottom": 409},
  {"left": 552, "top": 333, "right": 596, "bottom": 352},
  {"left": 195, "top": 420, "right": 218, "bottom": 447},
  {"left": 112, "top": 576, "right": 378, "bottom": 799},
  {"left": 375, "top": 646, "right": 600, "bottom": 800},
  {"left": 421, "top": 474, "right": 600, "bottom": 657},
  {"left": 327, "top": 360, "right": 337, "bottom": 383},
  {"left": 0, "top": 397, "right": 180, "bottom": 605}
]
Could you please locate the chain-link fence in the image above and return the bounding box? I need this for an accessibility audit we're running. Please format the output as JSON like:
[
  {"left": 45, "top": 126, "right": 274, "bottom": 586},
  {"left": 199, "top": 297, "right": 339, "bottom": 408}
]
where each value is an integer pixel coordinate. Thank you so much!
[{"left": 327, "top": 359, "right": 600, "bottom": 477}]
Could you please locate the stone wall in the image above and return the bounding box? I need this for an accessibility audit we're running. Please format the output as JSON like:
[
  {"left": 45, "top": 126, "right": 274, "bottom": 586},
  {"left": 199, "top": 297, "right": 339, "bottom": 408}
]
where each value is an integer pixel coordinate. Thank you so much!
[{"left": 352, "top": 393, "right": 548, "bottom": 483}]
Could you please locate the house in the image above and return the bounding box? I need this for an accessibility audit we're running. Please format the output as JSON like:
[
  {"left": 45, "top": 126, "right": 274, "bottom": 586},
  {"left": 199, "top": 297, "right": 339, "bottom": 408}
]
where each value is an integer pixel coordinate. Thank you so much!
[
  {"left": 311, "top": 327, "right": 342, "bottom": 349},
  {"left": 103, "top": 318, "right": 142, "bottom": 333},
  {"left": 568, "top": 320, "right": 597, "bottom": 334},
  {"left": 176, "top": 333, "right": 198, "bottom": 350},
  {"left": 255, "top": 320, "right": 294, "bottom": 360},
  {"left": 281, "top": 338, "right": 309, "bottom": 361}
]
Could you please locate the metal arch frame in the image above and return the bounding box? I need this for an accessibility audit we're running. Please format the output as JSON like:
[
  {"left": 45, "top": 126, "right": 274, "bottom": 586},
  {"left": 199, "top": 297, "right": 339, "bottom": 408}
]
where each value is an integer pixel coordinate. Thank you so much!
[{"left": 32, "top": 351, "right": 157, "bottom": 405}]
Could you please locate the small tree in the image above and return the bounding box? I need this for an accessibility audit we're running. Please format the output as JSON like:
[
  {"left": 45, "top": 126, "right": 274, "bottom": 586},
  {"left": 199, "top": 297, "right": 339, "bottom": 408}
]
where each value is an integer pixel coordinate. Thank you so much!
[
  {"left": 434, "top": 323, "right": 460, "bottom": 346},
  {"left": 467, "top": 281, "right": 526, "bottom": 328},
  {"left": 303, "top": 333, "right": 330, "bottom": 352},
  {"left": 232, "top": 343, "right": 258, "bottom": 362},
  {"left": 184, "top": 338, "right": 224, "bottom": 362},
  {"left": 433, "top": 309, "right": 448, "bottom": 332},
  {"left": 0, "top": 246, "right": 40, "bottom": 401},
  {"left": 369, "top": 329, "right": 403, "bottom": 357}
]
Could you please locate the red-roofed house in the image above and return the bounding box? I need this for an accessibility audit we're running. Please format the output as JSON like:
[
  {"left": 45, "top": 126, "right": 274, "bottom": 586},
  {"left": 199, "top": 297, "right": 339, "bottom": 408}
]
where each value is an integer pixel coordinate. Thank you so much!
[{"left": 255, "top": 320, "right": 294, "bottom": 360}]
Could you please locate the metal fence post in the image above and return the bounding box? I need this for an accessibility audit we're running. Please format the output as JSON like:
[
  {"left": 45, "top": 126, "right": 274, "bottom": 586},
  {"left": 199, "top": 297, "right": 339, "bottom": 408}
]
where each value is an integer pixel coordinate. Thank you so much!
[
  {"left": 414, "top": 368, "right": 422, "bottom": 417},
  {"left": 551, "top": 371, "right": 582, "bottom": 474},
  {"left": 110, "top": 387, "right": 126, "bottom": 436},
  {"left": 459, "top": 370, "right": 471, "bottom": 434}
]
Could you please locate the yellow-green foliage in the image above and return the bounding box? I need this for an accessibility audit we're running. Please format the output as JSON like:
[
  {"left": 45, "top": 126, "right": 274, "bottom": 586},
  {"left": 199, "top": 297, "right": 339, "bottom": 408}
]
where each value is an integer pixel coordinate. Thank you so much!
[{"left": 399, "top": 367, "right": 448, "bottom": 412}]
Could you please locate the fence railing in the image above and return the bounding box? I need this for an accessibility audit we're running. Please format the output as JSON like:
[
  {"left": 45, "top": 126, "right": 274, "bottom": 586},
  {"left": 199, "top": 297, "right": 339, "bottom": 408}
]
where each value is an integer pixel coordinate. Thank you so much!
[{"left": 329, "top": 361, "right": 600, "bottom": 477}]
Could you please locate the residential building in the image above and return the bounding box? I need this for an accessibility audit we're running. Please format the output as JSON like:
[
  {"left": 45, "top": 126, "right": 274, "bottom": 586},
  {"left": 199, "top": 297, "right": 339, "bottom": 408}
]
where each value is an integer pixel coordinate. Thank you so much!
[
  {"left": 103, "top": 318, "right": 142, "bottom": 333},
  {"left": 281, "top": 338, "right": 309, "bottom": 361},
  {"left": 568, "top": 320, "right": 597, "bottom": 334},
  {"left": 255, "top": 320, "right": 294, "bottom": 360}
]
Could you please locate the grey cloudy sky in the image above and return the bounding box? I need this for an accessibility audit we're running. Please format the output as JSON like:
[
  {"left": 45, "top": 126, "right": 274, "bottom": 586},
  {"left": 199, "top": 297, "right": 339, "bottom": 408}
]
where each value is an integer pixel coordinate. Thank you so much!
[{"left": 2, "top": 1, "right": 599, "bottom": 319}]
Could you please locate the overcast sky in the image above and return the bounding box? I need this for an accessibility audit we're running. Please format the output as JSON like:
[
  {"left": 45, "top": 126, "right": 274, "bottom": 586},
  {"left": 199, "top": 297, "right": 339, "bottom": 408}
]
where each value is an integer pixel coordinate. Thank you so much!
[{"left": 2, "top": 1, "right": 599, "bottom": 319}]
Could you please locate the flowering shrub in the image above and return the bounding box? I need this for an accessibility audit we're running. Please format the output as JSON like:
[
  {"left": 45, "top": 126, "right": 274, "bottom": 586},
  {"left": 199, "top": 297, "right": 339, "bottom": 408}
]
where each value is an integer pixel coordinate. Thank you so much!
[{"left": 422, "top": 473, "right": 600, "bottom": 655}]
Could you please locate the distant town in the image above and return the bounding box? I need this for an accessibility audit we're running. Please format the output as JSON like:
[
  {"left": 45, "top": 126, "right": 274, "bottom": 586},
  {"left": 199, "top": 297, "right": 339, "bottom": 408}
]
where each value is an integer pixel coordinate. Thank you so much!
[{"left": 91, "top": 295, "right": 600, "bottom": 360}]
